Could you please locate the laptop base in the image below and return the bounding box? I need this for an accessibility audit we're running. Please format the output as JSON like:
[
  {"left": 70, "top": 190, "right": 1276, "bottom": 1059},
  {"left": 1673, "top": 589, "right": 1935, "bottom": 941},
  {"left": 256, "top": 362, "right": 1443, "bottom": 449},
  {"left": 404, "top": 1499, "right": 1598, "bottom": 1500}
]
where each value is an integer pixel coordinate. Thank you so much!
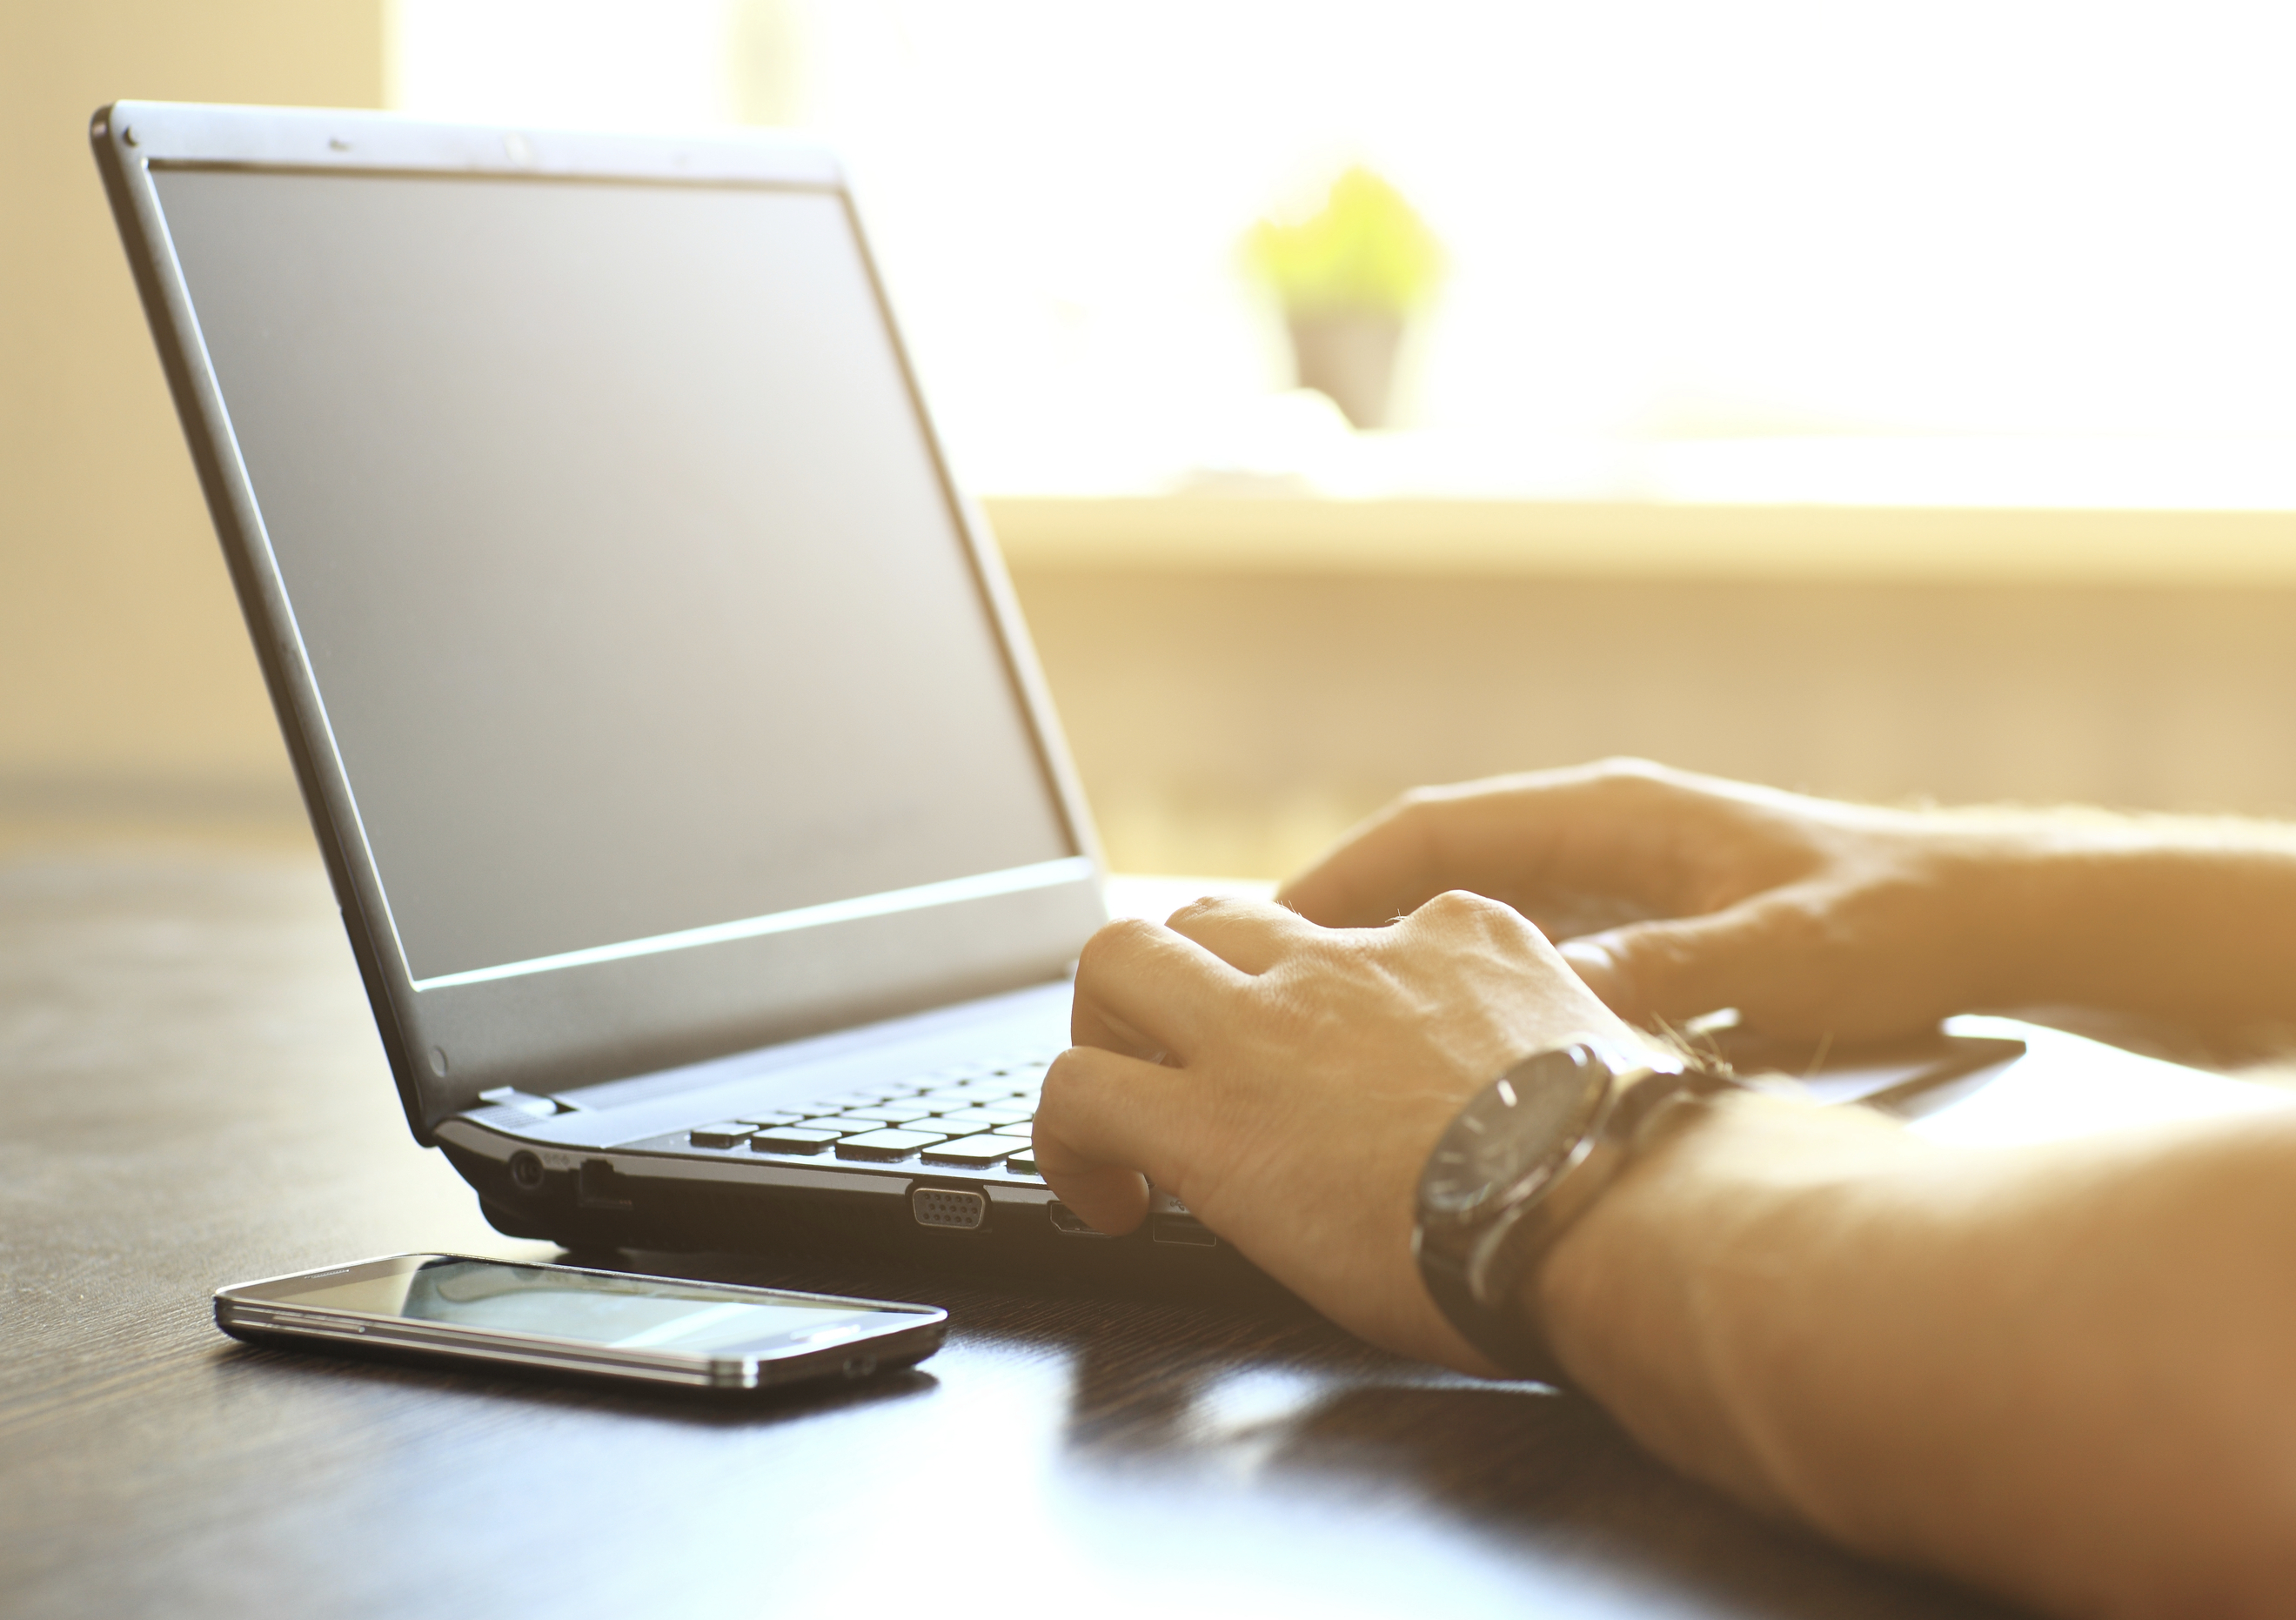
[{"left": 445, "top": 1142, "right": 1282, "bottom": 1302}]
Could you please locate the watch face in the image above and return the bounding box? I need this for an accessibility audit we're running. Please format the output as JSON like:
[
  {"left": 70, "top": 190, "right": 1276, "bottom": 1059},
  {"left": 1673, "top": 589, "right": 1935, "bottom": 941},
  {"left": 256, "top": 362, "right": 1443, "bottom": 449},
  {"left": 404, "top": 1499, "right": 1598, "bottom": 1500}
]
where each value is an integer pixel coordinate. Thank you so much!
[{"left": 1419, "top": 1047, "right": 1610, "bottom": 1221}]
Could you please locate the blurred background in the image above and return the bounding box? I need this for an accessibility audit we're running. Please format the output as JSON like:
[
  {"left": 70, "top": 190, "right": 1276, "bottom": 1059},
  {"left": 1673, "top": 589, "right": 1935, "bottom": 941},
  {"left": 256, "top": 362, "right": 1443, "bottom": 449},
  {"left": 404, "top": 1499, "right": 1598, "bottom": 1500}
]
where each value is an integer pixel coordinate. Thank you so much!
[{"left": 8, "top": 1, "right": 2296, "bottom": 875}]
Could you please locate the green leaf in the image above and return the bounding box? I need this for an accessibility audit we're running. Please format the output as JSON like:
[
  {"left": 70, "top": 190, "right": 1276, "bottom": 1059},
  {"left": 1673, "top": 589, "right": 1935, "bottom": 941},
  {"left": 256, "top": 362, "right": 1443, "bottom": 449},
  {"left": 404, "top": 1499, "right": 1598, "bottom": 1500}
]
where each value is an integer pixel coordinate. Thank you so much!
[{"left": 1242, "top": 166, "right": 1444, "bottom": 314}]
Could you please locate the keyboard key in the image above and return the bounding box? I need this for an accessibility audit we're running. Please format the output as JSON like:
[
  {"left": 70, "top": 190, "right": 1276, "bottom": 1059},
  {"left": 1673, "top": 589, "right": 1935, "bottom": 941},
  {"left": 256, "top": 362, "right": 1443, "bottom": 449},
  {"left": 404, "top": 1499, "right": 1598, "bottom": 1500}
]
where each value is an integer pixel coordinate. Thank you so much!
[
  {"left": 934, "top": 1108, "right": 1030, "bottom": 1131},
  {"left": 921, "top": 1133, "right": 1030, "bottom": 1165},
  {"left": 1001, "top": 1141, "right": 1041, "bottom": 1174},
  {"left": 920, "top": 1088, "right": 988, "bottom": 1107},
  {"left": 842, "top": 1102, "right": 940, "bottom": 1124},
  {"left": 687, "top": 1122, "right": 755, "bottom": 1148},
  {"left": 748, "top": 1128, "right": 840, "bottom": 1155},
  {"left": 835, "top": 1128, "right": 947, "bottom": 1161},
  {"left": 736, "top": 1111, "right": 804, "bottom": 1128}
]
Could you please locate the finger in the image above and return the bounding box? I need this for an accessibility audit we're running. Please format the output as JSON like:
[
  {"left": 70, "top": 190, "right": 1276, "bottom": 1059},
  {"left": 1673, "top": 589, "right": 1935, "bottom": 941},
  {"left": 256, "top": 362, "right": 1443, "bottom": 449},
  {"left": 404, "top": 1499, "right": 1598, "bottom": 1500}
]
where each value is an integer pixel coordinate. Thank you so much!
[
  {"left": 1278, "top": 761, "right": 1695, "bottom": 929},
  {"left": 1070, "top": 917, "right": 1249, "bottom": 1063},
  {"left": 1560, "top": 890, "right": 1837, "bottom": 1033},
  {"left": 1161, "top": 895, "right": 1326, "bottom": 975},
  {"left": 1032, "top": 1043, "right": 1196, "bottom": 1235}
]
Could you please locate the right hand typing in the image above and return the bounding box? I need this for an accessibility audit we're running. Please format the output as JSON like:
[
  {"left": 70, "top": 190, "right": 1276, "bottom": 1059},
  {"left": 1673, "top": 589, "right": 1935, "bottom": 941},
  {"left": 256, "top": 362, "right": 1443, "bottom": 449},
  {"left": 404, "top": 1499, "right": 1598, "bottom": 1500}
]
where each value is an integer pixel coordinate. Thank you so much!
[{"left": 1275, "top": 759, "right": 2034, "bottom": 1042}]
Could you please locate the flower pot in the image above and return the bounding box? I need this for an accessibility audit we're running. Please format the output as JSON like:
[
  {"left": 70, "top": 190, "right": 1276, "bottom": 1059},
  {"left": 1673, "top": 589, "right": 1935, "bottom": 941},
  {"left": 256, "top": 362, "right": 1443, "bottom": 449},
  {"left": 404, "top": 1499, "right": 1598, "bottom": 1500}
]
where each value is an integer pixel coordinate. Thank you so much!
[{"left": 1285, "top": 309, "right": 1404, "bottom": 430}]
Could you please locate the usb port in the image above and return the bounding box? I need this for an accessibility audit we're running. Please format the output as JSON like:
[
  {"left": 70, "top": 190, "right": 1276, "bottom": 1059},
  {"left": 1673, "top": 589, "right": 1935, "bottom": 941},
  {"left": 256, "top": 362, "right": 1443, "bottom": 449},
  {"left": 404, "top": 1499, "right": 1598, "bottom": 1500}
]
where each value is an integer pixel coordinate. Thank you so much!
[{"left": 1151, "top": 1215, "right": 1216, "bottom": 1248}]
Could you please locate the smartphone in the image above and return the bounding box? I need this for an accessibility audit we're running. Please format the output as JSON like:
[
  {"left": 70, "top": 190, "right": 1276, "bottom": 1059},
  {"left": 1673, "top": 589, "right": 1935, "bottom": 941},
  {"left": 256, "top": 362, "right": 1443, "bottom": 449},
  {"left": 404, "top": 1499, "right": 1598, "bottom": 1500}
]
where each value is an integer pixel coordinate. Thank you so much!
[{"left": 214, "top": 1254, "right": 947, "bottom": 1392}]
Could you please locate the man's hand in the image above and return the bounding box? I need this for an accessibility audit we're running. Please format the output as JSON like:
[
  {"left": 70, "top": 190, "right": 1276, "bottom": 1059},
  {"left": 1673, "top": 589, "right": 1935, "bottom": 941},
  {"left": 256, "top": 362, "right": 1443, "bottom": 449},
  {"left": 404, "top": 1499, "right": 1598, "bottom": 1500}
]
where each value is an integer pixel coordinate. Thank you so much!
[
  {"left": 1276, "top": 758, "right": 2032, "bottom": 1042},
  {"left": 1032, "top": 890, "right": 1657, "bottom": 1372}
]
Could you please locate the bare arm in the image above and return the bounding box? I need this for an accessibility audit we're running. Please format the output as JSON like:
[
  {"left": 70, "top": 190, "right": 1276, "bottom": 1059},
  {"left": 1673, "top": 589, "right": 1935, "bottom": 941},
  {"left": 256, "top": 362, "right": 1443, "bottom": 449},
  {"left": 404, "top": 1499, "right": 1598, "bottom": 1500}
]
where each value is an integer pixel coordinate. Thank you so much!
[
  {"left": 1034, "top": 874, "right": 2296, "bottom": 1617},
  {"left": 1278, "top": 759, "right": 2296, "bottom": 1045},
  {"left": 1543, "top": 1091, "right": 2296, "bottom": 1617}
]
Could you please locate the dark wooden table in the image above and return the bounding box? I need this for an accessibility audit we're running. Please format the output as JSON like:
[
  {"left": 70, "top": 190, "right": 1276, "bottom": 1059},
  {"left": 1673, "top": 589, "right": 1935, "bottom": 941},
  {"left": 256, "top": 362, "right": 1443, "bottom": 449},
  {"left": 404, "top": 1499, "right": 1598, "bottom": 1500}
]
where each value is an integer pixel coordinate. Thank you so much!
[{"left": 0, "top": 850, "right": 2022, "bottom": 1619}]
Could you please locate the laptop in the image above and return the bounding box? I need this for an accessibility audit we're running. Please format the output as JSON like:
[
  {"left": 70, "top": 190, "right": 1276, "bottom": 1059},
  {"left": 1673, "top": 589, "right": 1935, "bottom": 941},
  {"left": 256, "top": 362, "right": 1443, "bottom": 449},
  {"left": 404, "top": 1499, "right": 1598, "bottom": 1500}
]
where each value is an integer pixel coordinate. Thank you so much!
[{"left": 93, "top": 100, "right": 1229, "bottom": 1279}]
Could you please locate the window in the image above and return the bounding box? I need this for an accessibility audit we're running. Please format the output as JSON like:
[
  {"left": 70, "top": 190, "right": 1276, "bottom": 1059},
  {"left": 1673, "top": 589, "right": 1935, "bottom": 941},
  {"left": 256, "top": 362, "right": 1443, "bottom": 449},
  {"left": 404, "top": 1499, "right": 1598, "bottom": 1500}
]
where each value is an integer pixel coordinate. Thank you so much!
[{"left": 391, "top": 2, "right": 2296, "bottom": 506}]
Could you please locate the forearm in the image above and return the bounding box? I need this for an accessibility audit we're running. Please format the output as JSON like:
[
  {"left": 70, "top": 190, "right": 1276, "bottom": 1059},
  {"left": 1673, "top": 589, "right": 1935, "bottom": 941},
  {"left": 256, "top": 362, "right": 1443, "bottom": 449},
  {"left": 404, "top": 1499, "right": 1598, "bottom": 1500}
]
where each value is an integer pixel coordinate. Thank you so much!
[
  {"left": 1915, "top": 813, "right": 2296, "bottom": 1036},
  {"left": 1537, "top": 1092, "right": 2296, "bottom": 1617},
  {"left": 1985, "top": 824, "right": 2296, "bottom": 1034}
]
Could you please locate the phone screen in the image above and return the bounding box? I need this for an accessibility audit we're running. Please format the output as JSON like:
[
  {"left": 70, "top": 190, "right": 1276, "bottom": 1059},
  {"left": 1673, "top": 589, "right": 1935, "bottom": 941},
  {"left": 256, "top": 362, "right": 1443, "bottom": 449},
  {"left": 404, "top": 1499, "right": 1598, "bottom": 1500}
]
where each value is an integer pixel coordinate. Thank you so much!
[{"left": 272, "top": 1258, "right": 900, "bottom": 1356}]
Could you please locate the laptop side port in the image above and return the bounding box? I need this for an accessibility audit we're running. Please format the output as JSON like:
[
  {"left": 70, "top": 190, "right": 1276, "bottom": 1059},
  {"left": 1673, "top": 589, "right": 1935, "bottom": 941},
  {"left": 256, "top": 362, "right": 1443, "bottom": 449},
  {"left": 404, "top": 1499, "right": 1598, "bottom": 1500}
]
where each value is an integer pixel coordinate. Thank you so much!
[
  {"left": 1047, "top": 1201, "right": 1113, "bottom": 1237},
  {"left": 911, "top": 1187, "right": 987, "bottom": 1229},
  {"left": 577, "top": 1158, "right": 633, "bottom": 1210},
  {"left": 1151, "top": 1214, "right": 1217, "bottom": 1248}
]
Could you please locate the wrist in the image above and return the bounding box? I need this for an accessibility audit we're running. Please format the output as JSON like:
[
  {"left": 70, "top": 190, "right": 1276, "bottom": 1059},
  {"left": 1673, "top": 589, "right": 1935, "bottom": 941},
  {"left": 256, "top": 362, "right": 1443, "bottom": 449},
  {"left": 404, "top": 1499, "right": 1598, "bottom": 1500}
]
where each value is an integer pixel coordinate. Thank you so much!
[
  {"left": 1413, "top": 1029, "right": 1724, "bottom": 1382},
  {"left": 1527, "top": 1088, "right": 1945, "bottom": 1515}
]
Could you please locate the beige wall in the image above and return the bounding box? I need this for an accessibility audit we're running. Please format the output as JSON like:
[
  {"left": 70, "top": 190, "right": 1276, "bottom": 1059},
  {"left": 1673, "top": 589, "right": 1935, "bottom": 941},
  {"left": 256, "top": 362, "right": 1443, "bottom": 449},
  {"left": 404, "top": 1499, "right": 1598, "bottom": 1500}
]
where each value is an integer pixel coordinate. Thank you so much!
[
  {"left": 0, "top": 1, "right": 382, "bottom": 822},
  {"left": 1011, "top": 567, "right": 2296, "bottom": 878}
]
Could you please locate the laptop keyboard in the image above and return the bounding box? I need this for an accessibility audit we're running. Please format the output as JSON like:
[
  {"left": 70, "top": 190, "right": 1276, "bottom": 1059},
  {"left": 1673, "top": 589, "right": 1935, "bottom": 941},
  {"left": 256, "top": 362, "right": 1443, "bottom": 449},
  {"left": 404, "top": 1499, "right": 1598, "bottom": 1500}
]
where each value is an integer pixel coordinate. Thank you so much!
[{"left": 684, "top": 1050, "right": 1055, "bottom": 1175}]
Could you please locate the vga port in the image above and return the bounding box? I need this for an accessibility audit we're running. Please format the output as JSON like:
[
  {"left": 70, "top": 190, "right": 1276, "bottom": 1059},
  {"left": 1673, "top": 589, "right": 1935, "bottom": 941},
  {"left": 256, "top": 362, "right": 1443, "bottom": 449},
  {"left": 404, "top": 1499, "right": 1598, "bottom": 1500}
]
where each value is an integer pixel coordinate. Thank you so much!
[{"left": 911, "top": 1187, "right": 987, "bottom": 1229}]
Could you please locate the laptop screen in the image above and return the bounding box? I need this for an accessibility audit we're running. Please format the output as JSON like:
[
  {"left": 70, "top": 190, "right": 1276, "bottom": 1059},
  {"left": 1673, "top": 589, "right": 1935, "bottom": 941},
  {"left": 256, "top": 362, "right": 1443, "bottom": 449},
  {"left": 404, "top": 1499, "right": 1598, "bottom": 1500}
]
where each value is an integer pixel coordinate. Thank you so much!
[{"left": 150, "top": 165, "right": 1081, "bottom": 991}]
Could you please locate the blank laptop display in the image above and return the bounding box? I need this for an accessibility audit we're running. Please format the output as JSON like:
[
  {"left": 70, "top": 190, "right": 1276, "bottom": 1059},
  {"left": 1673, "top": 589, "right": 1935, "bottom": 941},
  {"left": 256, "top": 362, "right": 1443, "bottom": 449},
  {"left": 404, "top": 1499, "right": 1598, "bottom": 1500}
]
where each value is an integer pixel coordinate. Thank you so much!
[{"left": 151, "top": 166, "right": 1081, "bottom": 992}]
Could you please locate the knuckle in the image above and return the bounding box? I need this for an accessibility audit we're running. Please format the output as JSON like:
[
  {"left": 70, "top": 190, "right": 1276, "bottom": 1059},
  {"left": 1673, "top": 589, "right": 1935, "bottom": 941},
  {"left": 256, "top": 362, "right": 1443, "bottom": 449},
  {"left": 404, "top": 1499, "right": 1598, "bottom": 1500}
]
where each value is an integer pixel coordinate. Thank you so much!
[
  {"left": 1074, "top": 918, "right": 1160, "bottom": 984},
  {"left": 1037, "top": 1046, "right": 1088, "bottom": 1107},
  {"left": 1034, "top": 1053, "right": 1107, "bottom": 1135},
  {"left": 1417, "top": 887, "right": 1514, "bottom": 927},
  {"left": 1164, "top": 894, "right": 1242, "bottom": 928},
  {"left": 1757, "top": 892, "right": 1838, "bottom": 953}
]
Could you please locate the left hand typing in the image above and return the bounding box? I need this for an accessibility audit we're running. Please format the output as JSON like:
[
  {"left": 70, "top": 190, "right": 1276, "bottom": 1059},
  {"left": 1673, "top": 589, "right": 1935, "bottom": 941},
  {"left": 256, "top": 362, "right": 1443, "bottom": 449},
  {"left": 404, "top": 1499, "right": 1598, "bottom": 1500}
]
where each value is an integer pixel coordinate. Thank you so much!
[{"left": 1030, "top": 890, "right": 1662, "bottom": 1372}]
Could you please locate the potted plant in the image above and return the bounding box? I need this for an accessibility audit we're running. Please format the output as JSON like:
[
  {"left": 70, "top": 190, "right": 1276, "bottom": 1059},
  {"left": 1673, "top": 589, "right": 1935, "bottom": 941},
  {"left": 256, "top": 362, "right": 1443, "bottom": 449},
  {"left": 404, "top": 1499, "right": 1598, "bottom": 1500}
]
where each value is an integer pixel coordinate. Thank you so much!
[{"left": 1242, "top": 165, "right": 1443, "bottom": 430}]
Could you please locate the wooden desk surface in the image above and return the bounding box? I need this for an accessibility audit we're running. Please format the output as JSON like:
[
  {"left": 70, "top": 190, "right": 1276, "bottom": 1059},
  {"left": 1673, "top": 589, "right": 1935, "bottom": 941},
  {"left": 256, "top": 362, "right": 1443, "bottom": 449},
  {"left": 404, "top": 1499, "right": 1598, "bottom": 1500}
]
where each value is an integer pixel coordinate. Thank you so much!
[{"left": 0, "top": 851, "right": 2025, "bottom": 1619}]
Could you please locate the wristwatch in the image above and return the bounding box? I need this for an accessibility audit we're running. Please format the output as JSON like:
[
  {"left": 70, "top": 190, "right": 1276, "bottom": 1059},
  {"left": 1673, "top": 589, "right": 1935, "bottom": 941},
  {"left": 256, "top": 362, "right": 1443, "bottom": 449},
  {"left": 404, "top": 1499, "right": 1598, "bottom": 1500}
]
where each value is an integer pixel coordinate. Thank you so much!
[{"left": 1413, "top": 1037, "right": 1738, "bottom": 1385}]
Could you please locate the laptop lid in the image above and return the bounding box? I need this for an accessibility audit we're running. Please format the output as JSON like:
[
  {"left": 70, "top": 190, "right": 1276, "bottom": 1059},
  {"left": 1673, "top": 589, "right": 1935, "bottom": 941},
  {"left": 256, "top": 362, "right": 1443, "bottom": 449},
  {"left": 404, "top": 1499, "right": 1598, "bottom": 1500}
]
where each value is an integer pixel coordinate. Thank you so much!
[{"left": 92, "top": 102, "right": 1107, "bottom": 1142}]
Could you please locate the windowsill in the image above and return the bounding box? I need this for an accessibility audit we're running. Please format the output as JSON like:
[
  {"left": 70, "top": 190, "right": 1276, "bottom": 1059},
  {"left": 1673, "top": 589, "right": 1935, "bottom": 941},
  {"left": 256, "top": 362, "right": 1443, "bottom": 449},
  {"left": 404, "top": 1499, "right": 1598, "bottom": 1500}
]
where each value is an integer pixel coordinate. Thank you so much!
[
  {"left": 972, "top": 430, "right": 2296, "bottom": 583},
  {"left": 981, "top": 496, "right": 2296, "bottom": 584}
]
